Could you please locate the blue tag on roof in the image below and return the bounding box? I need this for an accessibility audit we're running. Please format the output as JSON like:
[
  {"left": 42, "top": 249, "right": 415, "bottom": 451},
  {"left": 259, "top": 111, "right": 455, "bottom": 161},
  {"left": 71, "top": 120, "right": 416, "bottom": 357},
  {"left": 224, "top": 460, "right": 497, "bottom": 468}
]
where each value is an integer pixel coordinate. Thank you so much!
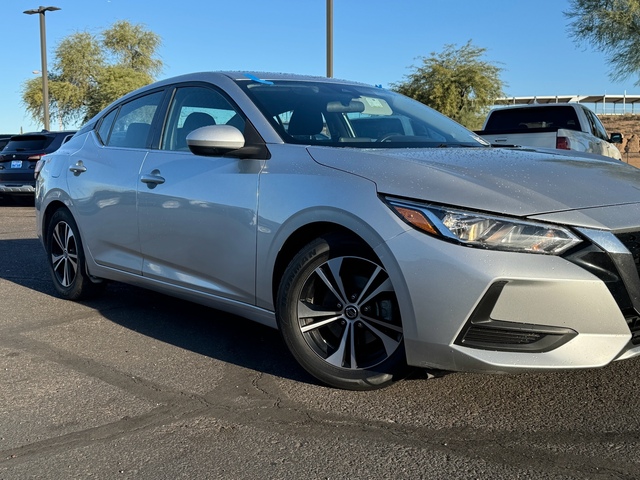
[{"left": 244, "top": 73, "right": 274, "bottom": 85}]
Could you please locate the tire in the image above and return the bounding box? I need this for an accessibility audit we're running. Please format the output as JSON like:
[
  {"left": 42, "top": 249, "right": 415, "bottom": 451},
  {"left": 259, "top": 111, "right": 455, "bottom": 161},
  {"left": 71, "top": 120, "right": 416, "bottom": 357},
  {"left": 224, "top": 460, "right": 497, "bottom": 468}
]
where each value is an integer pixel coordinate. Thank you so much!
[
  {"left": 45, "top": 208, "right": 105, "bottom": 300},
  {"left": 277, "top": 234, "right": 408, "bottom": 390}
]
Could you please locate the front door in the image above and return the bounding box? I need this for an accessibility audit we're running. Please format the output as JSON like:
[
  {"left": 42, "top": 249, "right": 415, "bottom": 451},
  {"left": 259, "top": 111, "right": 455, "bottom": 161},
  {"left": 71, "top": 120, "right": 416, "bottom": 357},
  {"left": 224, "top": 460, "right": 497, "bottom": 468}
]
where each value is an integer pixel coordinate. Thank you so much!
[{"left": 137, "top": 85, "right": 263, "bottom": 304}]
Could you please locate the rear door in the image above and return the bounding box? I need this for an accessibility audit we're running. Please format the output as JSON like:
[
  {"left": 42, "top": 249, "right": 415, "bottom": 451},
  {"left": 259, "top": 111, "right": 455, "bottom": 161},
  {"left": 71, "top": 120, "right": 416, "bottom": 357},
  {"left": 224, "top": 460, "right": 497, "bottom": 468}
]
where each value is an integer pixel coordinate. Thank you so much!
[{"left": 66, "top": 90, "right": 165, "bottom": 274}]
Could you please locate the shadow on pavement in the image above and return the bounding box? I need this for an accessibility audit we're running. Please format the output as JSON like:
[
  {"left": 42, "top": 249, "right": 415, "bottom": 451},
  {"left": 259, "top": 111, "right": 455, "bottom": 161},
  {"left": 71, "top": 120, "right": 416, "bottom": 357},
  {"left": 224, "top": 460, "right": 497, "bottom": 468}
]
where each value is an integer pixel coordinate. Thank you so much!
[
  {"left": 0, "top": 234, "right": 315, "bottom": 387},
  {"left": 86, "top": 283, "right": 314, "bottom": 386},
  {"left": 0, "top": 195, "right": 35, "bottom": 207}
]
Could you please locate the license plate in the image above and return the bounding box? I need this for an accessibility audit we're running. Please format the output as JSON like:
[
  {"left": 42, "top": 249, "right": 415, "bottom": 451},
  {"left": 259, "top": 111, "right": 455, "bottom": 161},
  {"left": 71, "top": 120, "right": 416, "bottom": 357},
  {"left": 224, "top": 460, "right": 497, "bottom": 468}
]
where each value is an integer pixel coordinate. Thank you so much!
[{"left": 10, "top": 160, "right": 23, "bottom": 169}]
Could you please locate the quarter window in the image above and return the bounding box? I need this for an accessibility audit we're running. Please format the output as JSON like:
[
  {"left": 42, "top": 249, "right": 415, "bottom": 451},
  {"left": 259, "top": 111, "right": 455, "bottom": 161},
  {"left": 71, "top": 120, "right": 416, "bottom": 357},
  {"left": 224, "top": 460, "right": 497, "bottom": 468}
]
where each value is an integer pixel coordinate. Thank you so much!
[{"left": 96, "top": 108, "right": 117, "bottom": 145}]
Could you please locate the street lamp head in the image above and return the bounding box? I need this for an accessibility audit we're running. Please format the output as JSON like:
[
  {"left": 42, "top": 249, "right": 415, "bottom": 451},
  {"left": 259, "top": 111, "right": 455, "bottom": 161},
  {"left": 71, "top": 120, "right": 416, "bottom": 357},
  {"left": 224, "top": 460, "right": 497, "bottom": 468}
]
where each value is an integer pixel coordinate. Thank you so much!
[{"left": 23, "top": 6, "right": 61, "bottom": 15}]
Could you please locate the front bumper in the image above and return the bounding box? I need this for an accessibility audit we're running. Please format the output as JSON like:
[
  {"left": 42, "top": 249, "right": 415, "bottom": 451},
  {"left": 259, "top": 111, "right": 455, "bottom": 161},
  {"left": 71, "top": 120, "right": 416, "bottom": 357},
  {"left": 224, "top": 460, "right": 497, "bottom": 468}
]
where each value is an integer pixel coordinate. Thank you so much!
[{"left": 382, "top": 224, "right": 640, "bottom": 374}]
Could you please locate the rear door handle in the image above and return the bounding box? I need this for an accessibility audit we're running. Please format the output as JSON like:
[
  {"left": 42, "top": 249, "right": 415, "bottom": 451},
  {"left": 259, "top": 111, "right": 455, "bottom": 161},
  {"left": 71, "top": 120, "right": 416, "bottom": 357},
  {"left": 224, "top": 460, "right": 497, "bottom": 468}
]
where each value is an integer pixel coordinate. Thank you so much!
[{"left": 69, "top": 161, "right": 87, "bottom": 175}]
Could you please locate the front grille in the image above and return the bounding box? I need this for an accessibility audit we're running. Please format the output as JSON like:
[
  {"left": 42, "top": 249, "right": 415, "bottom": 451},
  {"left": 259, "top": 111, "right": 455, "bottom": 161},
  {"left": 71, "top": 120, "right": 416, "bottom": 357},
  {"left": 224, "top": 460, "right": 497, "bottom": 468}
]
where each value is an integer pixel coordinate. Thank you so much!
[
  {"left": 568, "top": 232, "right": 640, "bottom": 342},
  {"left": 616, "top": 232, "right": 640, "bottom": 276},
  {"left": 565, "top": 245, "right": 633, "bottom": 311},
  {"left": 612, "top": 232, "right": 640, "bottom": 343},
  {"left": 626, "top": 314, "right": 640, "bottom": 345}
]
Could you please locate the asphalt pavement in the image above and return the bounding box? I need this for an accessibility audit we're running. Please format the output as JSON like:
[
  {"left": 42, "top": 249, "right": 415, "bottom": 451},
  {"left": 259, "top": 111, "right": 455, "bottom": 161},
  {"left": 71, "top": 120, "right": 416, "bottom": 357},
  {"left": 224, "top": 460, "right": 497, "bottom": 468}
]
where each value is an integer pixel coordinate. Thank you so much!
[{"left": 2, "top": 195, "right": 640, "bottom": 479}]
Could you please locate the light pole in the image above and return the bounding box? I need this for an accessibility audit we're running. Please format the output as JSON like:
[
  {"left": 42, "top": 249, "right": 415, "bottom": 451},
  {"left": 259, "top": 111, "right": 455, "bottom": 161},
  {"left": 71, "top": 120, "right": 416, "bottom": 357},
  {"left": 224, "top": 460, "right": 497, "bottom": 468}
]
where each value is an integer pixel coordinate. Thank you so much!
[
  {"left": 24, "top": 5, "right": 60, "bottom": 131},
  {"left": 326, "top": 0, "right": 333, "bottom": 78}
]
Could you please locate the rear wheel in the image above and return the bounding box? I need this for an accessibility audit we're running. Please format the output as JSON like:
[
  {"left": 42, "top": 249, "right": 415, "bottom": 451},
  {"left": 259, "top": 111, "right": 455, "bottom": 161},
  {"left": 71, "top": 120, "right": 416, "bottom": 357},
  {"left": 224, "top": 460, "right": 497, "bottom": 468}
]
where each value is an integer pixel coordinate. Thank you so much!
[
  {"left": 277, "top": 234, "right": 408, "bottom": 390},
  {"left": 45, "top": 208, "right": 105, "bottom": 300}
]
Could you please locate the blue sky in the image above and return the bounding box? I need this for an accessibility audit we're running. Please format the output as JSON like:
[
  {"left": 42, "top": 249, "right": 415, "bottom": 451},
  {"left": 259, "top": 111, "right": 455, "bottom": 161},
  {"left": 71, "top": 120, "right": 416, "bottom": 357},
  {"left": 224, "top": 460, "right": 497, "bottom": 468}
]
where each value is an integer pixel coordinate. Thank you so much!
[{"left": 2, "top": 0, "right": 638, "bottom": 133}]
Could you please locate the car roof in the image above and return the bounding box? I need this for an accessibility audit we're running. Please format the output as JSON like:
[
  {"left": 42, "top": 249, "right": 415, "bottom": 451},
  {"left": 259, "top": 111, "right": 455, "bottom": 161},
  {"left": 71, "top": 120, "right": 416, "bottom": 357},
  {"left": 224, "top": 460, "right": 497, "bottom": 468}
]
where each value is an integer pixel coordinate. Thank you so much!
[
  {"left": 491, "top": 103, "right": 581, "bottom": 111},
  {"left": 218, "top": 71, "right": 369, "bottom": 84},
  {"left": 12, "top": 130, "right": 76, "bottom": 137},
  {"left": 139, "top": 71, "right": 371, "bottom": 90},
  {"left": 84, "top": 71, "right": 374, "bottom": 129}
]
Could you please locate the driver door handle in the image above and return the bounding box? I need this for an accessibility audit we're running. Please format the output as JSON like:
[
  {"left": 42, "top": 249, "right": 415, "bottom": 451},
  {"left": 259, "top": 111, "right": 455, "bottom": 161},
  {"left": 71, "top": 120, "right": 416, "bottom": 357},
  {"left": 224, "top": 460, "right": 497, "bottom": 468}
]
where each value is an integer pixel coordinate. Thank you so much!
[{"left": 140, "top": 169, "right": 165, "bottom": 188}]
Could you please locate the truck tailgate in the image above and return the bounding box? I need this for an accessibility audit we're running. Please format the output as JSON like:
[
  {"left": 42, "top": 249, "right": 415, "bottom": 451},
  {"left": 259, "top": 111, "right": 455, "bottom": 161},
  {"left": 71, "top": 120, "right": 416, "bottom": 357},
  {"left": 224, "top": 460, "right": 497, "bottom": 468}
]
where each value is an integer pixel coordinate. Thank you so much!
[{"left": 479, "top": 131, "right": 558, "bottom": 148}]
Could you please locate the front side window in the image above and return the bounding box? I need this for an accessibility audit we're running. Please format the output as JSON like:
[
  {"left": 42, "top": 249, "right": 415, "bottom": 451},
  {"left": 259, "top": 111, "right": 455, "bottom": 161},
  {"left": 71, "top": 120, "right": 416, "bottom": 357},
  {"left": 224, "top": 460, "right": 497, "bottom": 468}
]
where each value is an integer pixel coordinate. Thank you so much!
[
  {"left": 161, "top": 86, "right": 245, "bottom": 151},
  {"left": 584, "top": 108, "right": 610, "bottom": 141},
  {"left": 106, "top": 91, "right": 164, "bottom": 148},
  {"left": 236, "top": 79, "right": 487, "bottom": 148}
]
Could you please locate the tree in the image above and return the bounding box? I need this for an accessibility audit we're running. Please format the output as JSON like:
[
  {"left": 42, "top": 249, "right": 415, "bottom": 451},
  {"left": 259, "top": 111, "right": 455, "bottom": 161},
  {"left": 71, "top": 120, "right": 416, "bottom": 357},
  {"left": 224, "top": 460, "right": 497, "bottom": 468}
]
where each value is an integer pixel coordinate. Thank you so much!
[
  {"left": 102, "top": 21, "right": 162, "bottom": 76},
  {"left": 566, "top": 0, "right": 640, "bottom": 84},
  {"left": 392, "top": 41, "right": 504, "bottom": 130},
  {"left": 22, "top": 20, "right": 162, "bottom": 128}
]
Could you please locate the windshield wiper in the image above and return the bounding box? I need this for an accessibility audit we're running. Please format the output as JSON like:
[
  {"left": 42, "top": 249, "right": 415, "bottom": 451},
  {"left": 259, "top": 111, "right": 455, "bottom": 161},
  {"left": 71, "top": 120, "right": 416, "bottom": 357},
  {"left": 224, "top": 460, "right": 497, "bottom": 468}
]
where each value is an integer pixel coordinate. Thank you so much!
[{"left": 436, "top": 143, "right": 486, "bottom": 148}]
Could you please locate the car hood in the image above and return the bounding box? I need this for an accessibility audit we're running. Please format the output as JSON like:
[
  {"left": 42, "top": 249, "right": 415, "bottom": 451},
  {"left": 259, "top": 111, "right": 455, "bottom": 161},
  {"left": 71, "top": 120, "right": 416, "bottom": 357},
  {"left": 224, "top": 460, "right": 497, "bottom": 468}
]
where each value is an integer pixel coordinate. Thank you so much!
[{"left": 307, "top": 146, "right": 640, "bottom": 217}]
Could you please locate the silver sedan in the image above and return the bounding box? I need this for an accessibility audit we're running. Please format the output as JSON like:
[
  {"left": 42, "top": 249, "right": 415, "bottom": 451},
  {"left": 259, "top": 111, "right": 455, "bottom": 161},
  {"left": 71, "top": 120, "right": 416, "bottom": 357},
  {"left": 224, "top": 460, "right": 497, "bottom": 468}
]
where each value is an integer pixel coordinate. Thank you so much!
[{"left": 35, "top": 72, "right": 640, "bottom": 390}]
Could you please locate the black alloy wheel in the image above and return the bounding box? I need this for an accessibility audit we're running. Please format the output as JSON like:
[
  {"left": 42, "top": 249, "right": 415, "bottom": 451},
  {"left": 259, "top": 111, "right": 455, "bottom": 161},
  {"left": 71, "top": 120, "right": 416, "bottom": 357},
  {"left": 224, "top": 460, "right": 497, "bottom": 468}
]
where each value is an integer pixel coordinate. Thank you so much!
[
  {"left": 278, "top": 234, "right": 408, "bottom": 390},
  {"left": 46, "top": 208, "right": 104, "bottom": 300}
]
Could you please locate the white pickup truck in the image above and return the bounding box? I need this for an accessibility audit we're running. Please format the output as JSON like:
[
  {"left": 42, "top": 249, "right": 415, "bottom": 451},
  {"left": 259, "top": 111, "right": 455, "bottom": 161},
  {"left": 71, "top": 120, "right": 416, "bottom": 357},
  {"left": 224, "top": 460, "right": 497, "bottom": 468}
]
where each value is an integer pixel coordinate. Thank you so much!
[{"left": 476, "top": 103, "right": 623, "bottom": 160}]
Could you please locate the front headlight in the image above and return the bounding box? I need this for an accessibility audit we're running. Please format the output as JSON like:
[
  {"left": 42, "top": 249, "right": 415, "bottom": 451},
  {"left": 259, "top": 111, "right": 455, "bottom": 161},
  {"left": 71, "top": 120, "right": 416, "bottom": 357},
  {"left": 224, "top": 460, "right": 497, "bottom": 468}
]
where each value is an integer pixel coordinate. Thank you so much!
[{"left": 387, "top": 199, "right": 582, "bottom": 255}]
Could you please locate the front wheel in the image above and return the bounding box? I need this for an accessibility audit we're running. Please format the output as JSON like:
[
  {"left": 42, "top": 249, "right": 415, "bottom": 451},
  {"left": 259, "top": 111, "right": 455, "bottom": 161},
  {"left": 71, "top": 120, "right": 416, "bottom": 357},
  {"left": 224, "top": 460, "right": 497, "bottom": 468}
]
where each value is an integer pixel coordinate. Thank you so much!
[
  {"left": 277, "top": 234, "right": 408, "bottom": 390},
  {"left": 45, "top": 208, "right": 105, "bottom": 300}
]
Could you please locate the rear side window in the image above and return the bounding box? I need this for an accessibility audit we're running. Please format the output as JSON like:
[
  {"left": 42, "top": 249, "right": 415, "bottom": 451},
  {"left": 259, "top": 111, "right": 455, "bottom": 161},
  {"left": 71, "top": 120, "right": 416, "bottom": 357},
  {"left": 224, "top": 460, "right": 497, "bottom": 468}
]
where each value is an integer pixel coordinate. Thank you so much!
[{"left": 106, "top": 91, "right": 164, "bottom": 148}]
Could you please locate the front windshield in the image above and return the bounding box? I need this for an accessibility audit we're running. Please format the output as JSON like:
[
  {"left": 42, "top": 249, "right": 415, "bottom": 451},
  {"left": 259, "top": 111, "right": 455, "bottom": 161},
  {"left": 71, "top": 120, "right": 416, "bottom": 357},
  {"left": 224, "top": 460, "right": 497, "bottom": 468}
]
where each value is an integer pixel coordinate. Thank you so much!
[{"left": 236, "top": 78, "right": 488, "bottom": 148}]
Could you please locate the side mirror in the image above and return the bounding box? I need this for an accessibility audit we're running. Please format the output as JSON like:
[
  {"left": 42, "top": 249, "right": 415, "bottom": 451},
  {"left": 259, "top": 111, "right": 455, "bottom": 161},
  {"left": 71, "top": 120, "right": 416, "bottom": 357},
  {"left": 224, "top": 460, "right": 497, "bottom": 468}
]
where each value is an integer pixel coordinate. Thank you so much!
[
  {"left": 610, "top": 132, "right": 623, "bottom": 144},
  {"left": 187, "top": 125, "right": 245, "bottom": 156}
]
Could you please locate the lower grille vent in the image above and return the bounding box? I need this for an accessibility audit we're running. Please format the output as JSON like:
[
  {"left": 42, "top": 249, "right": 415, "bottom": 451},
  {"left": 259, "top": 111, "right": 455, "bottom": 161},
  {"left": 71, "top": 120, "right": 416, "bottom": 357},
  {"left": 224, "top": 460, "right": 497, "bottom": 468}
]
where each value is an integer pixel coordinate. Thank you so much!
[
  {"left": 463, "top": 326, "right": 544, "bottom": 346},
  {"left": 454, "top": 281, "right": 578, "bottom": 353}
]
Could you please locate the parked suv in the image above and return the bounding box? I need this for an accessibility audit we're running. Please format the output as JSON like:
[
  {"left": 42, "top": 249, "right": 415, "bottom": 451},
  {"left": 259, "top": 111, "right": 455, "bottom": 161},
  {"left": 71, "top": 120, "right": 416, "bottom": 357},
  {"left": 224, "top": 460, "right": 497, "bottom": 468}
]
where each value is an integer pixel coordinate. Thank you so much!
[{"left": 0, "top": 130, "right": 75, "bottom": 201}]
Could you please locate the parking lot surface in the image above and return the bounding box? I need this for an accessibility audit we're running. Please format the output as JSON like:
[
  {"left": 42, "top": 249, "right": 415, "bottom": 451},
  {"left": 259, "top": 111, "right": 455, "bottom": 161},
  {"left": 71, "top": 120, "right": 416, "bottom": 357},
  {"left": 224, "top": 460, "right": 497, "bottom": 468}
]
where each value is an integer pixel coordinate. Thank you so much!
[{"left": 2, "top": 196, "right": 640, "bottom": 479}]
